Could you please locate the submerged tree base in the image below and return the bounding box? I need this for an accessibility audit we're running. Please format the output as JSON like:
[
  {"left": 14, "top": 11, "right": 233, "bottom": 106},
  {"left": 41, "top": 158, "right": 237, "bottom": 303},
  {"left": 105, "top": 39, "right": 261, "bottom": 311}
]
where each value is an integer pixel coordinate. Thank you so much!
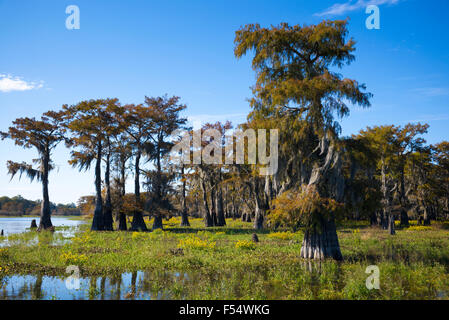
[{"left": 300, "top": 220, "right": 342, "bottom": 261}]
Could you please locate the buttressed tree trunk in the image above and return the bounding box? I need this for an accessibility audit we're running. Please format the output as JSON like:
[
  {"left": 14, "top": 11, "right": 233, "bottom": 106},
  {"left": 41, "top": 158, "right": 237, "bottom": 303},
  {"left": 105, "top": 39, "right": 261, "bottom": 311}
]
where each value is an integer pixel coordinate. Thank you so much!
[
  {"left": 152, "top": 215, "right": 163, "bottom": 230},
  {"left": 300, "top": 136, "right": 343, "bottom": 261},
  {"left": 131, "top": 150, "right": 148, "bottom": 231},
  {"left": 103, "top": 149, "right": 114, "bottom": 231},
  {"left": 91, "top": 143, "right": 104, "bottom": 231},
  {"left": 253, "top": 179, "right": 267, "bottom": 230},
  {"left": 38, "top": 147, "right": 53, "bottom": 231}
]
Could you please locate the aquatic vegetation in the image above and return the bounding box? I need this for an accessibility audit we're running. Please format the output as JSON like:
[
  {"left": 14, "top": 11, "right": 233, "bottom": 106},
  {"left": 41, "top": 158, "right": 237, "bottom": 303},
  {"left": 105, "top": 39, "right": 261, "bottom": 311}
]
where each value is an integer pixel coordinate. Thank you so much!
[
  {"left": 267, "top": 231, "right": 295, "bottom": 240},
  {"left": 59, "top": 251, "right": 88, "bottom": 264},
  {"left": 406, "top": 226, "right": 433, "bottom": 231},
  {"left": 0, "top": 220, "right": 448, "bottom": 299},
  {"left": 178, "top": 236, "right": 216, "bottom": 250},
  {"left": 235, "top": 240, "right": 256, "bottom": 250}
]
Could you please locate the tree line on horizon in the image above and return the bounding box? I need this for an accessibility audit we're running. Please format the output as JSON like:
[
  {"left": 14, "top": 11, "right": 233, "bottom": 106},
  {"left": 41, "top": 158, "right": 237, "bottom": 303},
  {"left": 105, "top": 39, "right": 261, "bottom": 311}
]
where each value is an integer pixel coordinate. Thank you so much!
[
  {"left": 1, "top": 19, "right": 448, "bottom": 261},
  {"left": 0, "top": 195, "right": 79, "bottom": 216}
]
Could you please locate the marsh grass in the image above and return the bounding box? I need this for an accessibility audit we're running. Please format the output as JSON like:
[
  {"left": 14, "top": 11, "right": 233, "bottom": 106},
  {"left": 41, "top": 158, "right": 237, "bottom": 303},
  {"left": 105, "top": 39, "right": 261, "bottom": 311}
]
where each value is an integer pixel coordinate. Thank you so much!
[{"left": 0, "top": 217, "right": 449, "bottom": 299}]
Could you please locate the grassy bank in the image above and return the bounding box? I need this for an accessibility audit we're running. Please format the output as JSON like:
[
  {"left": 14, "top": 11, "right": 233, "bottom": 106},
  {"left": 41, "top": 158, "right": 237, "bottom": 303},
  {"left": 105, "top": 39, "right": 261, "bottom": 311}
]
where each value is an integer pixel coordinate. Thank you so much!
[{"left": 1, "top": 218, "right": 449, "bottom": 299}]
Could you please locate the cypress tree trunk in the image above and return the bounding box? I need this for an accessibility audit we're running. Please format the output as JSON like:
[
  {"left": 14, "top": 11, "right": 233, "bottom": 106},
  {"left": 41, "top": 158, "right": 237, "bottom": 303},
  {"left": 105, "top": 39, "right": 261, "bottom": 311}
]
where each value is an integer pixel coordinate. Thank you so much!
[
  {"left": 103, "top": 148, "right": 114, "bottom": 231},
  {"left": 399, "top": 169, "right": 409, "bottom": 226},
  {"left": 38, "top": 147, "right": 53, "bottom": 231},
  {"left": 152, "top": 215, "right": 163, "bottom": 230},
  {"left": 253, "top": 179, "right": 266, "bottom": 230},
  {"left": 201, "top": 179, "right": 213, "bottom": 227},
  {"left": 399, "top": 208, "right": 409, "bottom": 227},
  {"left": 131, "top": 150, "right": 148, "bottom": 231},
  {"left": 300, "top": 217, "right": 342, "bottom": 261},
  {"left": 117, "top": 156, "right": 127, "bottom": 231},
  {"left": 299, "top": 137, "right": 343, "bottom": 261},
  {"left": 388, "top": 212, "right": 396, "bottom": 235},
  {"left": 152, "top": 148, "right": 164, "bottom": 230},
  {"left": 210, "top": 188, "right": 218, "bottom": 226},
  {"left": 423, "top": 205, "right": 431, "bottom": 226},
  {"left": 180, "top": 165, "right": 190, "bottom": 227},
  {"left": 181, "top": 211, "right": 190, "bottom": 227},
  {"left": 216, "top": 185, "right": 226, "bottom": 226},
  {"left": 380, "top": 158, "right": 390, "bottom": 231},
  {"left": 118, "top": 213, "right": 128, "bottom": 231},
  {"left": 91, "top": 143, "right": 104, "bottom": 231}
]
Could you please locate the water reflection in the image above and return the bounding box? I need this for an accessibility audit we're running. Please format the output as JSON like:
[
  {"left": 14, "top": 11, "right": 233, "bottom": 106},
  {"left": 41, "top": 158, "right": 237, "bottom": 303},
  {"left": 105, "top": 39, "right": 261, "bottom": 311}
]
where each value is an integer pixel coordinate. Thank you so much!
[
  {"left": 0, "top": 217, "right": 85, "bottom": 247},
  {"left": 0, "top": 217, "right": 85, "bottom": 236},
  {"left": 0, "top": 271, "right": 194, "bottom": 300}
]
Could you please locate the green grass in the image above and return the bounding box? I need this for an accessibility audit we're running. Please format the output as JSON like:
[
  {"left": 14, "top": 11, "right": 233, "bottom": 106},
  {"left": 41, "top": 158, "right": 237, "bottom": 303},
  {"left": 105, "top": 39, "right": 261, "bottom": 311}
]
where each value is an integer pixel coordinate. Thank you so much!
[{"left": 1, "top": 217, "right": 449, "bottom": 299}]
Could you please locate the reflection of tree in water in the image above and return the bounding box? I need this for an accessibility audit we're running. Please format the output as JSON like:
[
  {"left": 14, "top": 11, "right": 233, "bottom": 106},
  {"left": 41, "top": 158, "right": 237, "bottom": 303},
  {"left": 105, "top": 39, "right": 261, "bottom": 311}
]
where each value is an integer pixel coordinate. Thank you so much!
[
  {"left": 100, "top": 276, "right": 106, "bottom": 299},
  {"left": 89, "top": 276, "right": 97, "bottom": 300},
  {"left": 109, "top": 273, "right": 122, "bottom": 300},
  {"left": 32, "top": 274, "right": 43, "bottom": 299}
]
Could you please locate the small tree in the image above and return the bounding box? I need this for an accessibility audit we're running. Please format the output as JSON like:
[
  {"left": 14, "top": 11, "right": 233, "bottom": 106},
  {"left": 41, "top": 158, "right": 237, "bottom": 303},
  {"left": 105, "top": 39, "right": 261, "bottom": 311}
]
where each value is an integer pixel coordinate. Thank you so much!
[{"left": 1, "top": 111, "right": 66, "bottom": 230}]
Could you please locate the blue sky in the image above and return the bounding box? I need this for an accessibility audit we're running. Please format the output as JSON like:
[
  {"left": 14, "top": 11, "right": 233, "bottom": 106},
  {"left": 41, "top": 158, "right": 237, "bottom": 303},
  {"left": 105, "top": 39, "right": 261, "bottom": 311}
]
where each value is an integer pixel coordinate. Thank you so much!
[{"left": 1, "top": 0, "right": 448, "bottom": 204}]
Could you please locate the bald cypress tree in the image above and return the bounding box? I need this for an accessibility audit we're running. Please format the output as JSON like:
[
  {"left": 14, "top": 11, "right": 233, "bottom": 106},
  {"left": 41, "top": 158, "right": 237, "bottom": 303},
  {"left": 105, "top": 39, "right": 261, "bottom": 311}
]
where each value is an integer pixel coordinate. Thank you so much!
[
  {"left": 143, "top": 95, "right": 187, "bottom": 230},
  {"left": 64, "top": 99, "right": 119, "bottom": 231},
  {"left": 1, "top": 111, "right": 66, "bottom": 230},
  {"left": 235, "top": 20, "right": 371, "bottom": 260}
]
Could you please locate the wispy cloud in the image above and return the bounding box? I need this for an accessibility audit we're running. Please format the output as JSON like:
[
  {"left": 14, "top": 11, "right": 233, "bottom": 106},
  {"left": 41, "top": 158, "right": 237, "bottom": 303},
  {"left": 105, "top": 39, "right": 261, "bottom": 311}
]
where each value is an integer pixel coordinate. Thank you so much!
[
  {"left": 0, "top": 74, "right": 44, "bottom": 93},
  {"left": 412, "top": 87, "right": 449, "bottom": 97},
  {"left": 315, "top": 0, "right": 400, "bottom": 16},
  {"left": 405, "top": 114, "right": 449, "bottom": 124}
]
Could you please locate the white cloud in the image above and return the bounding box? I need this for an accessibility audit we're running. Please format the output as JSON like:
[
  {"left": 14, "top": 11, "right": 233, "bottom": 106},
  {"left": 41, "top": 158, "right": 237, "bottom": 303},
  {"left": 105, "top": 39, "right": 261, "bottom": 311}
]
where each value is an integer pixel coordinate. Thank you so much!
[
  {"left": 0, "top": 74, "right": 44, "bottom": 93},
  {"left": 315, "top": 0, "right": 400, "bottom": 16}
]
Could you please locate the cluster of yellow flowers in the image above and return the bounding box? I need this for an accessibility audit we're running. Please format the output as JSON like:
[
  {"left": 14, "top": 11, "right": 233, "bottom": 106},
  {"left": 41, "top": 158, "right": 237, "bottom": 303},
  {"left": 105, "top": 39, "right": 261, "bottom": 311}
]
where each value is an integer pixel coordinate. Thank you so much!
[
  {"left": 407, "top": 226, "right": 432, "bottom": 231},
  {"left": 72, "top": 232, "right": 91, "bottom": 245},
  {"left": 178, "top": 236, "right": 216, "bottom": 250},
  {"left": 167, "top": 217, "right": 181, "bottom": 225},
  {"left": 132, "top": 232, "right": 149, "bottom": 240},
  {"left": 196, "top": 230, "right": 210, "bottom": 237},
  {"left": 352, "top": 229, "right": 361, "bottom": 235},
  {"left": 395, "top": 220, "right": 421, "bottom": 226},
  {"left": 235, "top": 240, "right": 256, "bottom": 250},
  {"left": 0, "top": 265, "right": 9, "bottom": 273},
  {"left": 59, "top": 251, "right": 88, "bottom": 264},
  {"left": 267, "top": 231, "right": 295, "bottom": 240}
]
